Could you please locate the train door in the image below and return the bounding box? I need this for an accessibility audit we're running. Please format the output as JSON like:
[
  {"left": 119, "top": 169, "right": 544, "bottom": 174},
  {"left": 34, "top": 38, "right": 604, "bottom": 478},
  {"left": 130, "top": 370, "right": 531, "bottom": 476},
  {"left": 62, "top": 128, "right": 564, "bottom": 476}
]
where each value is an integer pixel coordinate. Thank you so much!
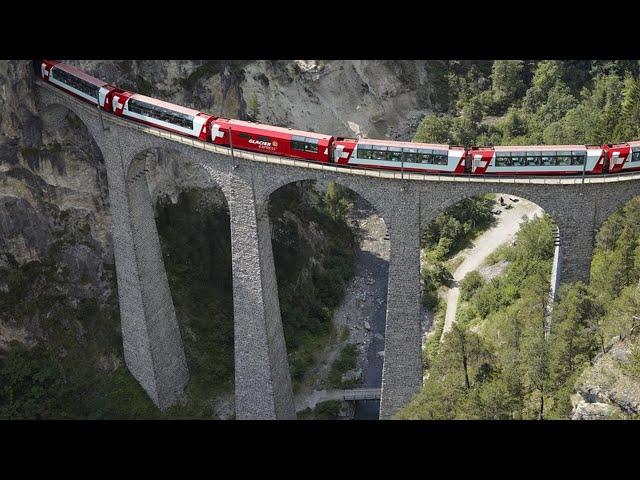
[{"left": 465, "top": 152, "right": 472, "bottom": 173}]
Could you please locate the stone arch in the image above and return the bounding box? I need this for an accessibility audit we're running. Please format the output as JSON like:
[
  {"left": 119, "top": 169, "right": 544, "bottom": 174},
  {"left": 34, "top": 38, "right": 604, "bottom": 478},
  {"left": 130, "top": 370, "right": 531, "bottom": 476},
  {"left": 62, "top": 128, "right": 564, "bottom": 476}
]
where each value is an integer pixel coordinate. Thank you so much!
[
  {"left": 419, "top": 183, "right": 562, "bottom": 232},
  {"left": 265, "top": 176, "right": 391, "bottom": 417},
  {"left": 125, "top": 146, "right": 230, "bottom": 207},
  {"left": 124, "top": 145, "right": 238, "bottom": 413},
  {"left": 253, "top": 169, "right": 390, "bottom": 222},
  {"left": 37, "top": 96, "right": 106, "bottom": 151}
]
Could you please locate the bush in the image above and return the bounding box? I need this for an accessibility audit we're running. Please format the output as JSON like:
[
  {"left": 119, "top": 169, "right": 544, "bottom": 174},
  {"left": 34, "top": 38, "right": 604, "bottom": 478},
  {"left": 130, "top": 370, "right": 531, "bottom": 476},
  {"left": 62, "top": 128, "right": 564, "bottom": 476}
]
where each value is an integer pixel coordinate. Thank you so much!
[
  {"left": 328, "top": 344, "right": 358, "bottom": 388},
  {"left": 459, "top": 271, "right": 485, "bottom": 302}
]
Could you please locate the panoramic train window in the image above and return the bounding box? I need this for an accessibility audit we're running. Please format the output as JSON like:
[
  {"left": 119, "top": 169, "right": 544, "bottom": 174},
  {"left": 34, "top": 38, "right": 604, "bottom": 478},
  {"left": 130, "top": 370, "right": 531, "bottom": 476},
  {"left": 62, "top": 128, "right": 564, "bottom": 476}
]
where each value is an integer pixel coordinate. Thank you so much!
[
  {"left": 371, "top": 147, "right": 388, "bottom": 161},
  {"left": 495, "top": 152, "right": 511, "bottom": 167},
  {"left": 433, "top": 150, "right": 448, "bottom": 165},
  {"left": 511, "top": 155, "right": 526, "bottom": 166},
  {"left": 128, "top": 99, "right": 193, "bottom": 129},
  {"left": 304, "top": 138, "right": 319, "bottom": 153},
  {"left": 52, "top": 68, "right": 99, "bottom": 99},
  {"left": 357, "top": 145, "right": 373, "bottom": 159},
  {"left": 495, "top": 151, "right": 586, "bottom": 167},
  {"left": 540, "top": 155, "right": 554, "bottom": 166},
  {"left": 418, "top": 150, "right": 433, "bottom": 163},
  {"left": 292, "top": 135, "right": 319, "bottom": 153},
  {"left": 571, "top": 152, "right": 586, "bottom": 165},
  {"left": 404, "top": 148, "right": 419, "bottom": 163},
  {"left": 388, "top": 147, "right": 403, "bottom": 162},
  {"left": 555, "top": 153, "right": 572, "bottom": 166}
]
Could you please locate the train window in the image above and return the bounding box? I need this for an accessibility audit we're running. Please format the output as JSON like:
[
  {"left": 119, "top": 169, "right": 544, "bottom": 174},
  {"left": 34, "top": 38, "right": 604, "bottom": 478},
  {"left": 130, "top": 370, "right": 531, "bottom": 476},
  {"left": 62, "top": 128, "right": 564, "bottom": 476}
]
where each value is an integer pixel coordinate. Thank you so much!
[
  {"left": 304, "top": 143, "right": 318, "bottom": 153},
  {"left": 404, "top": 149, "right": 419, "bottom": 163},
  {"left": 555, "top": 155, "right": 572, "bottom": 166},
  {"left": 540, "top": 155, "right": 553, "bottom": 166},
  {"left": 371, "top": 148, "right": 389, "bottom": 161},
  {"left": 128, "top": 99, "right": 193, "bottom": 129},
  {"left": 526, "top": 153, "right": 540, "bottom": 166},
  {"left": 433, "top": 150, "right": 448, "bottom": 165},
  {"left": 238, "top": 133, "right": 251, "bottom": 140},
  {"left": 388, "top": 148, "right": 403, "bottom": 162},
  {"left": 417, "top": 150, "right": 433, "bottom": 163},
  {"left": 303, "top": 138, "right": 319, "bottom": 153},
  {"left": 359, "top": 149, "right": 373, "bottom": 160},
  {"left": 52, "top": 68, "right": 99, "bottom": 100},
  {"left": 258, "top": 136, "right": 271, "bottom": 143},
  {"left": 511, "top": 155, "right": 526, "bottom": 166},
  {"left": 571, "top": 155, "right": 586, "bottom": 166},
  {"left": 291, "top": 136, "right": 306, "bottom": 151},
  {"left": 631, "top": 148, "right": 640, "bottom": 162},
  {"left": 357, "top": 145, "right": 372, "bottom": 159},
  {"left": 495, "top": 152, "right": 510, "bottom": 167}
]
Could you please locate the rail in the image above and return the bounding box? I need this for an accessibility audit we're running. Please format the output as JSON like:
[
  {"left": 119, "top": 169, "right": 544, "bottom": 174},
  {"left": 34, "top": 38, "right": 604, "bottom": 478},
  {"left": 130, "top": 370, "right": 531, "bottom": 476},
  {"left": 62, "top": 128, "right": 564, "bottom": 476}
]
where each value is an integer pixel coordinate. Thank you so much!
[{"left": 37, "top": 81, "right": 640, "bottom": 186}]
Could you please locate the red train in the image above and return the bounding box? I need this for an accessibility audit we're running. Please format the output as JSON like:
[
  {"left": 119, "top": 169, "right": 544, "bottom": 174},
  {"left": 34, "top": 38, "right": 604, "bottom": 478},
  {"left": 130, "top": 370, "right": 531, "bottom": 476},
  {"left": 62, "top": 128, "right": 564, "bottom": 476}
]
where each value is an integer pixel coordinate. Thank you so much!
[{"left": 33, "top": 60, "right": 640, "bottom": 176}]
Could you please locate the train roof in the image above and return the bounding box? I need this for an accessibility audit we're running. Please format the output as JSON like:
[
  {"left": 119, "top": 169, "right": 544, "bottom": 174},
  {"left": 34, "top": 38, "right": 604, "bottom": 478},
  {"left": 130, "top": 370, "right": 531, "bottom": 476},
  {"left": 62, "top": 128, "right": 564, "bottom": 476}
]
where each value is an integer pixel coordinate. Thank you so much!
[
  {"left": 54, "top": 62, "right": 109, "bottom": 87},
  {"left": 222, "top": 119, "right": 332, "bottom": 140},
  {"left": 627, "top": 140, "right": 640, "bottom": 147},
  {"left": 355, "top": 138, "right": 460, "bottom": 150},
  {"left": 128, "top": 93, "right": 206, "bottom": 117}
]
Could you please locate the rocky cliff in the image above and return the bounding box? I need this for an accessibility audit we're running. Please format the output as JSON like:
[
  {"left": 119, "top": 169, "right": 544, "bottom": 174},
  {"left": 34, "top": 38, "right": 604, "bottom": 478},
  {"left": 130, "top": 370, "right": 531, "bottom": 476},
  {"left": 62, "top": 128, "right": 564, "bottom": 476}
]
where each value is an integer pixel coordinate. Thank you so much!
[
  {"left": 68, "top": 59, "right": 439, "bottom": 139},
  {"left": 1, "top": 59, "right": 441, "bottom": 418},
  {"left": 1, "top": 59, "right": 443, "bottom": 348},
  {"left": 571, "top": 334, "right": 640, "bottom": 420}
]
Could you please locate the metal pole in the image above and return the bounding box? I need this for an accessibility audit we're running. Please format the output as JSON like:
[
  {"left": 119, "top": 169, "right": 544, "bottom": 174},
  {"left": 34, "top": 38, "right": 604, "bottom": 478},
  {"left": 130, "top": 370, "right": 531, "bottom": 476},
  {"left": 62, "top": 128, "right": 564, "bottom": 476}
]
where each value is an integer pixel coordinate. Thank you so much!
[
  {"left": 228, "top": 125, "right": 235, "bottom": 167},
  {"left": 98, "top": 96, "right": 106, "bottom": 132}
]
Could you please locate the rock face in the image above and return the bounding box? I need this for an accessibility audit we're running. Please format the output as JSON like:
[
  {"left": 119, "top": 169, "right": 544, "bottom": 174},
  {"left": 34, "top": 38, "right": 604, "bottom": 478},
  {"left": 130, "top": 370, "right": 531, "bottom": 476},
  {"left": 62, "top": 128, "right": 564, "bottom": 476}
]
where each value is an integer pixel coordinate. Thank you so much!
[
  {"left": 2, "top": 59, "right": 441, "bottom": 417},
  {"left": 0, "top": 61, "right": 112, "bottom": 310},
  {"left": 571, "top": 336, "right": 640, "bottom": 420},
  {"left": 67, "top": 60, "right": 440, "bottom": 140}
]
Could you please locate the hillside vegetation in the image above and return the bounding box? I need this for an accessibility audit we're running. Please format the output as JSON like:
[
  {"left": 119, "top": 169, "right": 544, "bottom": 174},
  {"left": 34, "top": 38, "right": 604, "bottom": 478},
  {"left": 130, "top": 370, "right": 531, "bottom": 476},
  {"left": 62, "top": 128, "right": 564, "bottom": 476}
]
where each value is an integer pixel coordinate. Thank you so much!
[
  {"left": 415, "top": 60, "right": 640, "bottom": 146},
  {"left": 401, "top": 60, "right": 640, "bottom": 419}
]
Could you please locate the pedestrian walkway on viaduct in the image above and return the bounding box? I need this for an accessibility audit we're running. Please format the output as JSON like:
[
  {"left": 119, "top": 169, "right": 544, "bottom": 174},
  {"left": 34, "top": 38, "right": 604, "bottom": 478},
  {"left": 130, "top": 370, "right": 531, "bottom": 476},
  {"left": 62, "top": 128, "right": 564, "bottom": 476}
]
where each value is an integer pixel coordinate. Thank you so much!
[{"left": 34, "top": 80, "right": 640, "bottom": 419}]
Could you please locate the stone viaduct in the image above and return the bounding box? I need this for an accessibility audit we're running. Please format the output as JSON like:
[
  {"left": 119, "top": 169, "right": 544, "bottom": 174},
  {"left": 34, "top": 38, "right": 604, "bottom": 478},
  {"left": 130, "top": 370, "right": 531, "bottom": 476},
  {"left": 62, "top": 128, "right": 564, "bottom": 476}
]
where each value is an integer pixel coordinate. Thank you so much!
[{"left": 34, "top": 80, "right": 640, "bottom": 420}]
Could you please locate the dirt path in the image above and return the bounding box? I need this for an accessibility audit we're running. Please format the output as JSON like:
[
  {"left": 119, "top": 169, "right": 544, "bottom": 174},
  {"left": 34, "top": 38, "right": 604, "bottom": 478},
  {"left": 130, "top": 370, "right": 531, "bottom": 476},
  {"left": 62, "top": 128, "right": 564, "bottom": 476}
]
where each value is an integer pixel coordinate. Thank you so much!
[{"left": 441, "top": 197, "right": 543, "bottom": 339}]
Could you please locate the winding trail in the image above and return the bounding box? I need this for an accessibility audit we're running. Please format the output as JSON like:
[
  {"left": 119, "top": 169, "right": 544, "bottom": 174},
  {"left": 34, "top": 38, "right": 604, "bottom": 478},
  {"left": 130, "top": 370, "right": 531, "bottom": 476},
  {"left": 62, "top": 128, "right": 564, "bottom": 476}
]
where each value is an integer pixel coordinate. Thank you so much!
[{"left": 441, "top": 197, "right": 543, "bottom": 340}]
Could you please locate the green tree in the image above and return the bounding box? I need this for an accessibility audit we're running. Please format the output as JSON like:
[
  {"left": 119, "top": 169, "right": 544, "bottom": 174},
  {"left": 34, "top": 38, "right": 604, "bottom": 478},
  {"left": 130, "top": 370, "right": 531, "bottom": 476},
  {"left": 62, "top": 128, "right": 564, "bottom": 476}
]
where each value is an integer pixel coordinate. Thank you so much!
[
  {"left": 491, "top": 60, "right": 526, "bottom": 112},
  {"left": 414, "top": 114, "right": 454, "bottom": 144},
  {"left": 325, "top": 181, "right": 350, "bottom": 223},
  {"left": 459, "top": 271, "right": 485, "bottom": 302}
]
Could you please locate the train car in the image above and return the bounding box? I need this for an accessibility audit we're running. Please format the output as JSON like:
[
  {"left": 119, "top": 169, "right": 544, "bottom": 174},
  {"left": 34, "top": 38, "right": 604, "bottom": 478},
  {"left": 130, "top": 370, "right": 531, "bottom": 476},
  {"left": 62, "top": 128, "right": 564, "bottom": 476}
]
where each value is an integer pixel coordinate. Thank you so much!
[
  {"left": 468, "top": 145, "right": 603, "bottom": 175},
  {"left": 348, "top": 138, "right": 466, "bottom": 173},
  {"left": 624, "top": 141, "right": 640, "bottom": 172},
  {"left": 332, "top": 137, "right": 357, "bottom": 164},
  {"left": 210, "top": 118, "right": 333, "bottom": 162},
  {"left": 601, "top": 142, "right": 640, "bottom": 173},
  {"left": 34, "top": 60, "right": 121, "bottom": 112},
  {"left": 110, "top": 91, "right": 214, "bottom": 141}
]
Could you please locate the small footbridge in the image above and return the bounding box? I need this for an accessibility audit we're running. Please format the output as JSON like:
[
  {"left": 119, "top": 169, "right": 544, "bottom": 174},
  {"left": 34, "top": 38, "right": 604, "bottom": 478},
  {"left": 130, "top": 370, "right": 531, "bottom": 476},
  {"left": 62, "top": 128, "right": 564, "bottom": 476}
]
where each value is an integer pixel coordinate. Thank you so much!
[{"left": 296, "top": 388, "right": 382, "bottom": 411}]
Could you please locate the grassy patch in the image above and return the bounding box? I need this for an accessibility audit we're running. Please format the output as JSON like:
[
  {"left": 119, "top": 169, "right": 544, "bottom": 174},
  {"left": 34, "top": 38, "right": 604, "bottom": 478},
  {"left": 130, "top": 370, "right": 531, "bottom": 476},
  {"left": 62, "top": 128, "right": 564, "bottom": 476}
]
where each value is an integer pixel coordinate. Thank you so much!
[{"left": 328, "top": 344, "right": 358, "bottom": 389}]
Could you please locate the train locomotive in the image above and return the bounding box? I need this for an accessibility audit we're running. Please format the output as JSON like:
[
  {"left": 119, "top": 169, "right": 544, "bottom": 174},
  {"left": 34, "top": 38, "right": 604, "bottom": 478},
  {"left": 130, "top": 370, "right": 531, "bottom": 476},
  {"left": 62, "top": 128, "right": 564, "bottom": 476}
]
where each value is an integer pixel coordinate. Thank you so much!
[{"left": 33, "top": 60, "right": 640, "bottom": 177}]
